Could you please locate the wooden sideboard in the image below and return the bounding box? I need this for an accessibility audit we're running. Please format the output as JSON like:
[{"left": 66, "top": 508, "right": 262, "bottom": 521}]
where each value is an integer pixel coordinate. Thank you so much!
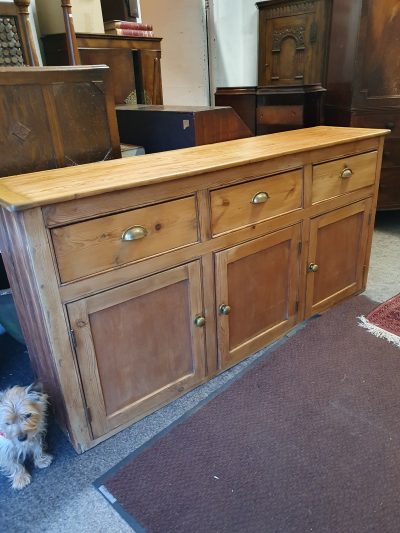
[{"left": 0, "top": 127, "right": 387, "bottom": 452}]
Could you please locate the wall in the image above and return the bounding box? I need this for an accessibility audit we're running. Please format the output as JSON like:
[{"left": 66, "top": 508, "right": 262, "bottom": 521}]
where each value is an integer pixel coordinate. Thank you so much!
[
  {"left": 140, "top": 0, "right": 209, "bottom": 106},
  {"left": 208, "top": 0, "right": 258, "bottom": 91},
  {"left": 140, "top": 0, "right": 259, "bottom": 105},
  {"left": 35, "top": 0, "right": 104, "bottom": 35}
]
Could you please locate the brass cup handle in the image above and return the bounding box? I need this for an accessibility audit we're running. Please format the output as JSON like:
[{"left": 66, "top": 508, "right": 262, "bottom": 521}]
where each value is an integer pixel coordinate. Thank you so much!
[
  {"left": 121, "top": 225, "right": 148, "bottom": 241},
  {"left": 219, "top": 304, "right": 231, "bottom": 315},
  {"left": 194, "top": 315, "right": 206, "bottom": 327},
  {"left": 340, "top": 168, "right": 353, "bottom": 179},
  {"left": 308, "top": 263, "right": 319, "bottom": 273},
  {"left": 251, "top": 192, "right": 269, "bottom": 204}
]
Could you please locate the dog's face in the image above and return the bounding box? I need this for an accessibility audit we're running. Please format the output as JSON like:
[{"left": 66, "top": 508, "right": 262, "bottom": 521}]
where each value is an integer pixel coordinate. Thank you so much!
[{"left": 0, "top": 383, "right": 48, "bottom": 443}]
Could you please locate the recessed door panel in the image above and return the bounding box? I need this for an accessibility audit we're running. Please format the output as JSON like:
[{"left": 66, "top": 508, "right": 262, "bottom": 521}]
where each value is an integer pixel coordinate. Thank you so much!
[
  {"left": 67, "top": 261, "right": 205, "bottom": 438},
  {"left": 305, "top": 198, "right": 372, "bottom": 316},
  {"left": 215, "top": 224, "right": 301, "bottom": 369}
]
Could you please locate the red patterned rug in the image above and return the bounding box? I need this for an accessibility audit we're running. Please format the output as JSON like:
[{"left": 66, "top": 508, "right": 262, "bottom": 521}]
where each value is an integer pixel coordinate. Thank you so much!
[{"left": 359, "top": 293, "right": 400, "bottom": 348}]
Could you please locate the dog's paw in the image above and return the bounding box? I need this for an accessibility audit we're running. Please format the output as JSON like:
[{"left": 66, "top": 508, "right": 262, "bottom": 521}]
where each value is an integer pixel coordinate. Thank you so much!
[
  {"left": 12, "top": 470, "right": 31, "bottom": 490},
  {"left": 35, "top": 453, "right": 53, "bottom": 469}
]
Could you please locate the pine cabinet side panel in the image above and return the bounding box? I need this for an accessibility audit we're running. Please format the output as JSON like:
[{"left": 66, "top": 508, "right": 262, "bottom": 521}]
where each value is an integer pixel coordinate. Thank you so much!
[{"left": 0, "top": 207, "right": 92, "bottom": 452}]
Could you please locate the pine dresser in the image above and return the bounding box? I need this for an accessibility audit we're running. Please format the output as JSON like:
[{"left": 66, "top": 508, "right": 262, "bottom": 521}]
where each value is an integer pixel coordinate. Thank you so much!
[{"left": 0, "top": 126, "right": 388, "bottom": 452}]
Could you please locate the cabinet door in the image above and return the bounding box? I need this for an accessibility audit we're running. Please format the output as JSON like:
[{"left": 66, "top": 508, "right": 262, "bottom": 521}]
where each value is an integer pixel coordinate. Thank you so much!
[
  {"left": 257, "top": 0, "right": 330, "bottom": 86},
  {"left": 215, "top": 224, "right": 301, "bottom": 369},
  {"left": 67, "top": 262, "right": 205, "bottom": 439},
  {"left": 305, "top": 199, "right": 372, "bottom": 317}
]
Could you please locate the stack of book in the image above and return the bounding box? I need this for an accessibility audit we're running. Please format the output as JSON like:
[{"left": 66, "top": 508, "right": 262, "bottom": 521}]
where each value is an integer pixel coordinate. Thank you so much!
[{"left": 104, "top": 20, "right": 154, "bottom": 38}]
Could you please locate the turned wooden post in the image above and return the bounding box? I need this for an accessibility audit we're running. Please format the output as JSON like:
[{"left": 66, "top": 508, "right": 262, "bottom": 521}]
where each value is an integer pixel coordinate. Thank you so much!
[
  {"left": 60, "top": 0, "right": 81, "bottom": 65},
  {"left": 13, "top": 0, "right": 40, "bottom": 65}
]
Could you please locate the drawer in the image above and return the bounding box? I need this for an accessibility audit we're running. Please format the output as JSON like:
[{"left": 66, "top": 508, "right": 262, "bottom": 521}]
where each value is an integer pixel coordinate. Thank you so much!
[
  {"left": 312, "top": 151, "right": 377, "bottom": 204},
  {"left": 51, "top": 196, "right": 198, "bottom": 283},
  {"left": 210, "top": 169, "right": 303, "bottom": 236},
  {"left": 256, "top": 105, "right": 303, "bottom": 126}
]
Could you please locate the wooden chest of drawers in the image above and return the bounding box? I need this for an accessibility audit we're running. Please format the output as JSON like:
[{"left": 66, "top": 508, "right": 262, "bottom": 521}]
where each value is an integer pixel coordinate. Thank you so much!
[{"left": 0, "top": 126, "right": 387, "bottom": 452}]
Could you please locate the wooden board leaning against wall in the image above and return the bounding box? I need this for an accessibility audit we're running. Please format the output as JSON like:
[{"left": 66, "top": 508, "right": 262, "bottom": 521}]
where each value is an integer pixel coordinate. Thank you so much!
[{"left": 0, "top": 127, "right": 388, "bottom": 452}]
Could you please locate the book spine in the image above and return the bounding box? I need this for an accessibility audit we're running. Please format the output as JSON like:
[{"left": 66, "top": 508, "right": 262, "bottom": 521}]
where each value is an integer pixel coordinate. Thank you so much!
[
  {"left": 106, "top": 28, "right": 154, "bottom": 37},
  {"left": 104, "top": 21, "right": 153, "bottom": 31}
]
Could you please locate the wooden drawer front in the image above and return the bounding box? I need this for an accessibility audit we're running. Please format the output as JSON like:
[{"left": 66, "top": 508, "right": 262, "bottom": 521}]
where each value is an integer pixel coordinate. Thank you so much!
[
  {"left": 256, "top": 105, "right": 303, "bottom": 126},
  {"left": 312, "top": 151, "right": 377, "bottom": 204},
  {"left": 210, "top": 169, "right": 303, "bottom": 236},
  {"left": 52, "top": 196, "right": 198, "bottom": 283}
]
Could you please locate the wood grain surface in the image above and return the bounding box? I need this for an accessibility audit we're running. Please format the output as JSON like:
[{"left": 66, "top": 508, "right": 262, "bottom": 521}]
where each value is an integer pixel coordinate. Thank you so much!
[{"left": 0, "top": 127, "right": 388, "bottom": 211}]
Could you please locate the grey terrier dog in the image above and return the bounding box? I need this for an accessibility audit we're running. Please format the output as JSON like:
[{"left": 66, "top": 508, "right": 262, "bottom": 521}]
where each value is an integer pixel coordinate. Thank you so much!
[{"left": 0, "top": 382, "right": 53, "bottom": 489}]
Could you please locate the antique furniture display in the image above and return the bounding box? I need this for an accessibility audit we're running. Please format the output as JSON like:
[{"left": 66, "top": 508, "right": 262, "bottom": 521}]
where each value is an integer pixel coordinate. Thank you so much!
[
  {"left": 0, "top": 126, "right": 387, "bottom": 452},
  {"left": 324, "top": 0, "right": 400, "bottom": 210},
  {"left": 0, "top": 66, "right": 121, "bottom": 178},
  {"left": 42, "top": 33, "right": 163, "bottom": 105},
  {"left": 116, "top": 104, "right": 253, "bottom": 153},
  {"left": 0, "top": 0, "right": 39, "bottom": 66}
]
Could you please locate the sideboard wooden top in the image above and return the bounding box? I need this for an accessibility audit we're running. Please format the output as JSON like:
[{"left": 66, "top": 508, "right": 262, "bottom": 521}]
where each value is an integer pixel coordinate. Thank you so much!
[{"left": 0, "top": 126, "right": 388, "bottom": 212}]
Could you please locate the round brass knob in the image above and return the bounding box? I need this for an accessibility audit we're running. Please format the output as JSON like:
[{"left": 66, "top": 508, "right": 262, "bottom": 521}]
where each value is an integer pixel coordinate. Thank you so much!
[
  {"left": 121, "top": 225, "right": 148, "bottom": 241},
  {"left": 251, "top": 192, "right": 269, "bottom": 204},
  {"left": 340, "top": 168, "right": 353, "bottom": 179},
  {"left": 194, "top": 315, "right": 206, "bottom": 327},
  {"left": 219, "top": 304, "right": 231, "bottom": 315},
  {"left": 308, "top": 263, "right": 319, "bottom": 273}
]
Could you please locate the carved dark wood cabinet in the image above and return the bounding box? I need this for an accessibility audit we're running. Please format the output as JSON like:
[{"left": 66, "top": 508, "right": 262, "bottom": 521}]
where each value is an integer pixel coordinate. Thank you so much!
[
  {"left": 325, "top": 0, "right": 400, "bottom": 209},
  {"left": 256, "top": 0, "right": 331, "bottom": 87}
]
